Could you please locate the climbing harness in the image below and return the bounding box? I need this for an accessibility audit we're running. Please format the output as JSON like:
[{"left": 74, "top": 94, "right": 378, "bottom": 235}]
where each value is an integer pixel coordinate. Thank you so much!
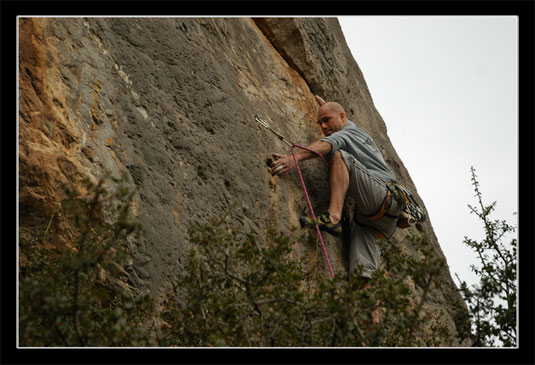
[
  {"left": 358, "top": 180, "right": 426, "bottom": 232},
  {"left": 363, "top": 189, "right": 393, "bottom": 221},
  {"left": 254, "top": 115, "right": 334, "bottom": 278},
  {"left": 353, "top": 182, "right": 426, "bottom": 241}
]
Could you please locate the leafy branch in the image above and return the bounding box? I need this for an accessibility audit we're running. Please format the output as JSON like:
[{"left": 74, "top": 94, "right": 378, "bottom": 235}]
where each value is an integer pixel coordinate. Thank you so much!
[
  {"left": 455, "top": 166, "right": 517, "bottom": 347},
  {"left": 19, "top": 171, "right": 154, "bottom": 347}
]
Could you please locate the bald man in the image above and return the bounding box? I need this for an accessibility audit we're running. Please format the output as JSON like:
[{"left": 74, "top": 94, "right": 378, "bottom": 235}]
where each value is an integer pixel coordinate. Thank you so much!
[{"left": 270, "top": 96, "right": 401, "bottom": 281}]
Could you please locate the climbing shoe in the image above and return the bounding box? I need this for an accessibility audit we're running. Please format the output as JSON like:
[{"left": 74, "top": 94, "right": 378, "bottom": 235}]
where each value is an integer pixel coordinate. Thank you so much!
[{"left": 299, "top": 212, "right": 342, "bottom": 237}]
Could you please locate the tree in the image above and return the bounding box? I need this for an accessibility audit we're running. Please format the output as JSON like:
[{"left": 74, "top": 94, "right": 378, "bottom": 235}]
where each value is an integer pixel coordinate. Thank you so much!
[
  {"left": 160, "top": 210, "right": 455, "bottom": 347},
  {"left": 19, "top": 172, "right": 155, "bottom": 347},
  {"left": 455, "top": 166, "right": 517, "bottom": 347}
]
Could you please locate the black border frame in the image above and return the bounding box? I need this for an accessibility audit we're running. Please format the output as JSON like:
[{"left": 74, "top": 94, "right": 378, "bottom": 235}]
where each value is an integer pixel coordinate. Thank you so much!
[{"left": 2, "top": 1, "right": 533, "bottom": 364}]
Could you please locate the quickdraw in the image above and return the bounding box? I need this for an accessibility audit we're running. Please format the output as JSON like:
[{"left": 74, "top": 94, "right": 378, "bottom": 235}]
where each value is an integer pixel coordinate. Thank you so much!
[{"left": 254, "top": 115, "right": 294, "bottom": 147}]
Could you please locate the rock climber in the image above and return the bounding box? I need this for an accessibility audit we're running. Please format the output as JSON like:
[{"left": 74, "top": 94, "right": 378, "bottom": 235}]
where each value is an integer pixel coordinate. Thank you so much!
[{"left": 270, "top": 96, "right": 402, "bottom": 286}]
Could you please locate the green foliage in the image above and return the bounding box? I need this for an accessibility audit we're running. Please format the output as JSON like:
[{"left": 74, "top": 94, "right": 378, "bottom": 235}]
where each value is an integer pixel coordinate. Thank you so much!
[
  {"left": 19, "top": 168, "right": 485, "bottom": 348},
  {"left": 160, "top": 212, "right": 453, "bottom": 347},
  {"left": 455, "top": 167, "right": 517, "bottom": 347},
  {"left": 19, "top": 172, "right": 155, "bottom": 347}
]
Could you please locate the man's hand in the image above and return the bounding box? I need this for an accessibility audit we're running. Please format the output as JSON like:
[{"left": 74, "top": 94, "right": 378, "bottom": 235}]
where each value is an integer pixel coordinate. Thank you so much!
[
  {"left": 315, "top": 95, "right": 327, "bottom": 106},
  {"left": 270, "top": 140, "right": 332, "bottom": 176},
  {"left": 270, "top": 153, "right": 296, "bottom": 176}
]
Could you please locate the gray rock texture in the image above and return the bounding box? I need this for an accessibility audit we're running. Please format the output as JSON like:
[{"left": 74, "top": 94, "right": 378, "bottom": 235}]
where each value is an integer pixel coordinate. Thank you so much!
[{"left": 19, "top": 17, "right": 469, "bottom": 345}]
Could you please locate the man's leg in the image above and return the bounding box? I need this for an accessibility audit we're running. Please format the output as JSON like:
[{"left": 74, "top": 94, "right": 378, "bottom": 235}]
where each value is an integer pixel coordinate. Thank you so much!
[
  {"left": 349, "top": 225, "right": 383, "bottom": 324},
  {"left": 327, "top": 151, "right": 349, "bottom": 224},
  {"left": 349, "top": 223, "right": 381, "bottom": 278}
]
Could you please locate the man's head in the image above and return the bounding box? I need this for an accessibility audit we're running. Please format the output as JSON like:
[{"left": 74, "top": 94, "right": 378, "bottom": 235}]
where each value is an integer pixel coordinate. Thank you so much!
[{"left": 317, "top": 102, "right": 348, "bottom": 136}]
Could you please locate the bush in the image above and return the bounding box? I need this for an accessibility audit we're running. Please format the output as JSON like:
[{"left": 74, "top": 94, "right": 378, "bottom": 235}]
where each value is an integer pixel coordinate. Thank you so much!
[
  {"left": 19, "top": 172, "right": 155, "bottom": 347},
  {"left": 160, "top": 211, "right": 454, "bottom": 347},
  {"left": 455, "top": 167, "right": 517, "bottom": 347}
]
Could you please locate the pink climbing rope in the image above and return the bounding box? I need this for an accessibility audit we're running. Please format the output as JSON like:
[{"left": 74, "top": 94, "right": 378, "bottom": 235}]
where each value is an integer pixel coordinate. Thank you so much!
[{"left": 290, "top": 144, "right": 334, "bottom": 278}]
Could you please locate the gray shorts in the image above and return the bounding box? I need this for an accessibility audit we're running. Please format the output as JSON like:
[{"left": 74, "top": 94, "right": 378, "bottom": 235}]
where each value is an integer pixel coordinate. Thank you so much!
[{"left": 339, "top": 150, "right": 401, "bottom": 278}]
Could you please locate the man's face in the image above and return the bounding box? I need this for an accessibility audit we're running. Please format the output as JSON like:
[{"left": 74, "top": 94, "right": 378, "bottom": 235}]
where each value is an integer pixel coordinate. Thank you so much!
[{"left": 317, "top": 106, "right": 345, "bottom": 136}]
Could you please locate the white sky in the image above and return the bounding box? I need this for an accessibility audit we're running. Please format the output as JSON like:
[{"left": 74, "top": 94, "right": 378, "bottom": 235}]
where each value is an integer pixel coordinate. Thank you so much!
[{"left": 338, "top": 16, "right": 519, "bottom": 287}]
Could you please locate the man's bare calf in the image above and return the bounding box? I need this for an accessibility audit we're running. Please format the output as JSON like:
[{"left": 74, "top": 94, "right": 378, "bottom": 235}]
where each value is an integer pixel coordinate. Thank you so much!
[{"left": 327, "top": 151, "right": 349, "bottom": 225}]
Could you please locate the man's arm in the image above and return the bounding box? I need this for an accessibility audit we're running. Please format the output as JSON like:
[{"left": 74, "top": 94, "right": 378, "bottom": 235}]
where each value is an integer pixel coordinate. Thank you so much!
[{"left": 270, "top": 139, "right": 332, "bottom": 176}]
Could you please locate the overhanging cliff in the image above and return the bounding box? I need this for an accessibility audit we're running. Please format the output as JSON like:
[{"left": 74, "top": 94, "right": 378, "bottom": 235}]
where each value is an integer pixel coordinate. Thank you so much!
[{"left": 18, "top": 17, "right": 469, "bottom": 345}]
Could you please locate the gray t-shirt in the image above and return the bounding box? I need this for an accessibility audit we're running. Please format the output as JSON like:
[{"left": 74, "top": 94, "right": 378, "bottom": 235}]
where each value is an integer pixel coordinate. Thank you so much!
[{"left": 321, "top": 120, "right": 396, "bottom": 183}]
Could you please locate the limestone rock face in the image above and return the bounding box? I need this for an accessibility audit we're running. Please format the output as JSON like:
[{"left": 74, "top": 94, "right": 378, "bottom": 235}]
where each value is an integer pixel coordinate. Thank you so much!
[{"left": 19, "top": 17, "right": 468, "bottom": 345}]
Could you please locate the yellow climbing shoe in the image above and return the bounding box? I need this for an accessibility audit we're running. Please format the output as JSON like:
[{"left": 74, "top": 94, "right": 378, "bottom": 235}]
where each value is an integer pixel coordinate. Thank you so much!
[{"left": 299, "top": 212, "right": 342, "bottom": 237}]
